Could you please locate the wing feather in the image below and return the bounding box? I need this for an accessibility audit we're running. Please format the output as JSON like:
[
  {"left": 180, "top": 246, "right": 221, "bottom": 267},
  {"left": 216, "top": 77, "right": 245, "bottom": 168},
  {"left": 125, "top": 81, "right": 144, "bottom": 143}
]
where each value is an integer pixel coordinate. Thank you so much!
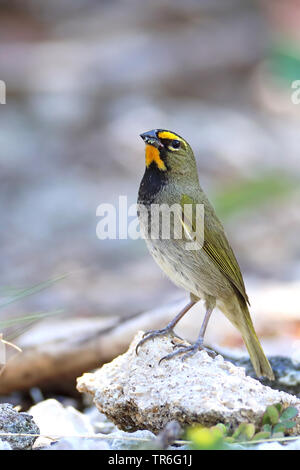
[{"left": 181, "top": 194, "right": 250, "bottom": 305}]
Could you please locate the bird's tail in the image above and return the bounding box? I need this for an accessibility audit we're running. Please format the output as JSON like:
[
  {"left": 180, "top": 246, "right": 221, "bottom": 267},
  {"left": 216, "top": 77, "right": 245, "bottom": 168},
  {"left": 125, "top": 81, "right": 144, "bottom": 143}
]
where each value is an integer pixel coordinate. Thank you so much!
[{"left": 240, "top": 304, "right": 274, "bottom": 380}]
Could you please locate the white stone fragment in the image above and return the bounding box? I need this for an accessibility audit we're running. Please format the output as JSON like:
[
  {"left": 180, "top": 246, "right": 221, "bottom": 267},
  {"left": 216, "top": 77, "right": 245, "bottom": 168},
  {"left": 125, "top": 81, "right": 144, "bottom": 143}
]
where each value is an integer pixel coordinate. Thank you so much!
[
  {"left": 77, "top": 332, "right": 300, "bottom": 434},
  {"left": 29, "top": 398, "right": 94, "bottom": 448},
  {"left": 0, "top": 439, "right": 12, "bottom": 450}
]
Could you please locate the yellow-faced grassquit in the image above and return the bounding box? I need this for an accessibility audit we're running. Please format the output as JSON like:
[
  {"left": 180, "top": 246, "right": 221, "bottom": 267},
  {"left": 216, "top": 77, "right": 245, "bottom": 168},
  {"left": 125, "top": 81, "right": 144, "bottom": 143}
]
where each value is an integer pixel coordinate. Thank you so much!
[{"left": 136, "top": 128, "right": 274, "bottom": 380}]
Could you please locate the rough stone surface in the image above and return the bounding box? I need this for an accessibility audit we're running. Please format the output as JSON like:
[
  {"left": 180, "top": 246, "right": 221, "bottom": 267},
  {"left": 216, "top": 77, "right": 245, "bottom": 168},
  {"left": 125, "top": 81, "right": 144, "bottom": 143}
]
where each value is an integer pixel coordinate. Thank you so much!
[
  {"left": 77, "top": 332, "right": 300, "bottom": 434},
  {"left": 0, "top": 403, "right": 39, "bottom": 450}
]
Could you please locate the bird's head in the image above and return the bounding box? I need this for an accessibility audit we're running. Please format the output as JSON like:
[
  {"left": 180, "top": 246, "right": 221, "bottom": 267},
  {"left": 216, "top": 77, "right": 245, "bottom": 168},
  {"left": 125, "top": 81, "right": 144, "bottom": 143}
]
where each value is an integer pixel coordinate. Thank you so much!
[{"left": 140, "top": 129, "right": 198, "bottom": 179}]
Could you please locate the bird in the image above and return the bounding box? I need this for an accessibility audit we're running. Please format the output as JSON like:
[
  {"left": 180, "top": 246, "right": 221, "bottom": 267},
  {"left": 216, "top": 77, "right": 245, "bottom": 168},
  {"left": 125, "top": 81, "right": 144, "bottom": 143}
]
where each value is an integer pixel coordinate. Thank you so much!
[{"left": 136, "top": 128, "right": 274, "bottom": 380}]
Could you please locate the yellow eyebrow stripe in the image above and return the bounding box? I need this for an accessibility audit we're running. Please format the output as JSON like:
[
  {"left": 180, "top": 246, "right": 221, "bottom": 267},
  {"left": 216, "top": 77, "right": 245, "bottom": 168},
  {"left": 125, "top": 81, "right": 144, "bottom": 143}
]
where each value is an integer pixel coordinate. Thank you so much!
[
  {"left": 145, "top": 145, "right": 167, "bottom": 171},
  {"left": 158, "top": 131, "right": 182, "bottom": 141}
]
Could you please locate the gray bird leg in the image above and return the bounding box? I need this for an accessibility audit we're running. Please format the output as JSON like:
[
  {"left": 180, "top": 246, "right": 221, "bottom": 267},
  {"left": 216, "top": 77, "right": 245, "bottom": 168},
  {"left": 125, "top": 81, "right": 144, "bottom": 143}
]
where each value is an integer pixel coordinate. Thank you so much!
[
  {"left": 158, "top": 306, "right": 216, "bottom": 363},
  {"left": 135, "top": 300, "right": 196, "bottom": 354}
]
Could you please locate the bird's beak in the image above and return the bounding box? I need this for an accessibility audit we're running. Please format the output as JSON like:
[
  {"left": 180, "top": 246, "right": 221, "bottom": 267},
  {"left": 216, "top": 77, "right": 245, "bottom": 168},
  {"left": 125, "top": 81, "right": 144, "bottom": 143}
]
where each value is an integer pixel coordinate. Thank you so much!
[{"left": 140, "top": 130, "right": 162, "bottom": 148}]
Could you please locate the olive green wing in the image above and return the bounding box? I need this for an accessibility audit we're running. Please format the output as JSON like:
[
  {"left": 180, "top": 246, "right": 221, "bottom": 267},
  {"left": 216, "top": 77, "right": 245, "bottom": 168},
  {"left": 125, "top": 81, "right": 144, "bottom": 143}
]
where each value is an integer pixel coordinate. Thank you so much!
[{"left": 180, "top": 194, "right": 250, "bottom": 306}]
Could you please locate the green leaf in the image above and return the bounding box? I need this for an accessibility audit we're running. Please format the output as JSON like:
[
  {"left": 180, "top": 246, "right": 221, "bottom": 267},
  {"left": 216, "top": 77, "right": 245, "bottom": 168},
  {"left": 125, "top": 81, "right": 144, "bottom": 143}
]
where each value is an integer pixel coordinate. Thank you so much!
[
  {"left": 274, "top": 403, "right": 283, "bottom": 413},
  {"left": 232, "top": 423, "right": 256, "bottom": 441},
  {"left": 187, "top": 426, "right": 225, "bottom": 450},
  {"left": 273, "top": 423, "right": 287, "bottom": 434},
  {"left": 251, "top": 431, "right": 271, "bottom": 441},
  {"left": 281, "top": 421, "right": 296, "bottom": 430},
  {"left": 272, "top": 432, "right": 285, "bottom": 439},
  {"left": 211, "top": 423, "right": 227, "bottom": 436},
  {"left": 280, "top": 407, "right": 298, "bottom": 421},
  {"left": 224, "top": 437, "right": 235, "bottom": 443},
  {"left": 262, "top": 424, "right": 272, "bottom": 433},
  {"left": 232, "top": 425, "right": 242, "bottom": 439},
  {"left": 265, "top": 405, "right": 280, "bottom": 425},
  {"left": 242, "top": 423, "right": 256, "bottom": 440}
]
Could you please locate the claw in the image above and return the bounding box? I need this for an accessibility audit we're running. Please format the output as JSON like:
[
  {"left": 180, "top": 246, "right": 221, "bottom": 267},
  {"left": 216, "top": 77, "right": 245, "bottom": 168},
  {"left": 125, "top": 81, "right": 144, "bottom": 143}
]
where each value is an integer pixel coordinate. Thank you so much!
[
  {"left": 142, "top": 329, "right": 159, "bottom": 339},
  {"left": 158, "top": 340, "right": 216, "bottom": 364},
  {"left": 135, "top": 327, "right": 174, "bottom": 355},
  {"left": 173, "top": 342, "right": 189, "bottom": 350},
  {"left": 158, "top": 346, "right": 191, "bottom": 364}
]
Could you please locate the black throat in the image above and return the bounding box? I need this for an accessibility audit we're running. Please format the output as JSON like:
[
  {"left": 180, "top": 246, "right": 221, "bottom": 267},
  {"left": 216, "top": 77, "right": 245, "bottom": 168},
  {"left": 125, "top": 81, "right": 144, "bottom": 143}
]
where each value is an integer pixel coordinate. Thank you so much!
[{"left": 138, "top": 163, "right": 168, "bottom": 206}]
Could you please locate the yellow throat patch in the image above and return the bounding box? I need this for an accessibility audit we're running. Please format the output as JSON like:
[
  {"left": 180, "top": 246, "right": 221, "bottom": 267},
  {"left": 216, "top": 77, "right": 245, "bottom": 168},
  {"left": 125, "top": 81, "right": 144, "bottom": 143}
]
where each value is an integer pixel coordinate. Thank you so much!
[{"left": 145, "top": 145, "right": 167, "bottom": 171}]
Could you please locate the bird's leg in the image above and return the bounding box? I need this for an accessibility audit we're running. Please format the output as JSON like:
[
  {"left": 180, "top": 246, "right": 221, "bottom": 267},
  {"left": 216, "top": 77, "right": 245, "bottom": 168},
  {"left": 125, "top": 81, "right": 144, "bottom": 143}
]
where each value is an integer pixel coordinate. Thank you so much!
[
  {"left": 135, "top": 300, "right": 196, "bottom": 354},
  {"left": 159, "top": 306, "right": 216, "bottom": 363}
]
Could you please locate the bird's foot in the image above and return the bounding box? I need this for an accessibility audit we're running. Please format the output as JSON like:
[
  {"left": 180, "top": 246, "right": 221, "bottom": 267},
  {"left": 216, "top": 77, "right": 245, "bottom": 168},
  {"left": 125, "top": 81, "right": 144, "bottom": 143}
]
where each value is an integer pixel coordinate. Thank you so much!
[
  {"left": 136, "top": 327, "right": 181, "bottom": 354},
  {"left": 159, "top": 339, "right": 216, "bottom": 364}
]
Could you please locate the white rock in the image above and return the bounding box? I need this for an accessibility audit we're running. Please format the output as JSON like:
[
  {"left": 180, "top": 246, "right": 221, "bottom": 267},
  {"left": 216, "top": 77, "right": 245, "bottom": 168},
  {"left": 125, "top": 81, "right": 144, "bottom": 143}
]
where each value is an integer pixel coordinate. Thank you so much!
[
  {"left": 0, "top": 439, "right": 12, "bottom": 450},
  {"left": 43, "top": 437, "right": 110, "bottom": 451},
  {"left": 256, "top": 442, "right": 285, "bottom": 451},
  {"left": 84, "top": 406, "right": 116, "bottom": 434},
  {"left": 107, "top": 429, "right": 155, "bottom": 450},
  {"left": 29, "top": 398, "right": 94, "bottom": 448},
  {"left": 256, "top": 439, "right": 300, "bottom": 451},
  {"left": 285, "top": 439, "right": 300, "bottom": 450},
  {"left": 77, "top": 332, "right": 300, "bottom": 434}
]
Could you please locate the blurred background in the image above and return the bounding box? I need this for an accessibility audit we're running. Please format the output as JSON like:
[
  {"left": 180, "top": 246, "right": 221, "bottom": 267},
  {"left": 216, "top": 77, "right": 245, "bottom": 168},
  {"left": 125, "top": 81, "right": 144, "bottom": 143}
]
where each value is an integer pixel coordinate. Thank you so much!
[{"left": 0, "top": 0, "right": 300, "bottom": 402}]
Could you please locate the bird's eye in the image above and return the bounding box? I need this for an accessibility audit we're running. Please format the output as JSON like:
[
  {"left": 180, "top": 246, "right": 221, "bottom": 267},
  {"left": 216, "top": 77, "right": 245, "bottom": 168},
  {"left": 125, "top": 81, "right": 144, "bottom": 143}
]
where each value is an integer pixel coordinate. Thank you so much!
[{"left": 171, "top": 140, "right": 181, "bottom": 149}]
